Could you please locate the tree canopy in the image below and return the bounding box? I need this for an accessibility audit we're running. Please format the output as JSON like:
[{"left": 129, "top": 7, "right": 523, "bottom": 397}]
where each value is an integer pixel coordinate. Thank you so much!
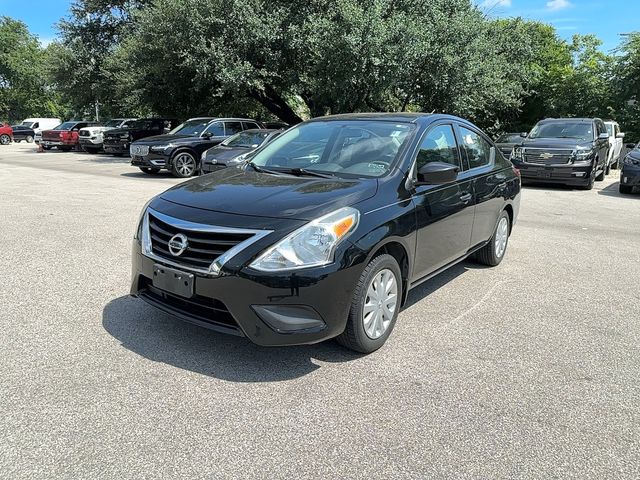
[{"left": 1, "top": 1, "right": 638, "bottom": 138}]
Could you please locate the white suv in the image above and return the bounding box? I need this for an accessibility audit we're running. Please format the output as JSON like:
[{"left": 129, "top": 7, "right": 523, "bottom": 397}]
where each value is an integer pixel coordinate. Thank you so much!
[
  {"left": 604, "top": 120, "right": 625, "bottom": 171},
  {"left": 78, "top": 118, "right": 136, "bottom": 153}
]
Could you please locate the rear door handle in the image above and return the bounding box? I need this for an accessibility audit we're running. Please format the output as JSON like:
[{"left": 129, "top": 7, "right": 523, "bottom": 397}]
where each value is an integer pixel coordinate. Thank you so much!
[{"left": 460, "top": 193, "right": 472, "bottom": 203}]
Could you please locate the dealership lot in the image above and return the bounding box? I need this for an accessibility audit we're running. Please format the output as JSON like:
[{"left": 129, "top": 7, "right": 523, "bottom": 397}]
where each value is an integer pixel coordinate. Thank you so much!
[{"left": 1, "top": 142, "right": 639, "bottom": 478}]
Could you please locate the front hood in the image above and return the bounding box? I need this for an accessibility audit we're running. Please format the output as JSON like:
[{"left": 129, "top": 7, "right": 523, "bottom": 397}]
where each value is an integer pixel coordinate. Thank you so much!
[
  {"left": 133, "top": 134, "right": 197, "bottom": 146},
  {"left": 205, "top": 145, "right": 251, "bottom": 162},
  {"left": 159, "top": 167, "right": 378, "bottom": 220},
  {"left": 521, "top": 138, "right": 592, "bottom": 150}
]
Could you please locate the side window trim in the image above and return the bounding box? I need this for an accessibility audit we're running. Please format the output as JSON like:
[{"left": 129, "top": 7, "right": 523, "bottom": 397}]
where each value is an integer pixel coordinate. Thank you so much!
[{"left": 410, "top": 122, "right": 463, "bottom": 181}]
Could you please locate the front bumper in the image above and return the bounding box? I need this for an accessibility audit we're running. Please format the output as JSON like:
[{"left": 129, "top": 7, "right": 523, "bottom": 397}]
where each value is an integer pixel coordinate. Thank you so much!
[
  {"left": 131, "top": 151, "right": 169, "bottom": 169},
  {"left": 620, "top": 165, "right": 640, "bottom": 187},
  {"left": 103, "top": 140, "right": 129, "bottom": 154},
  {"left": 79, "top": 138, "right": 103, "bottom": 147},
  {"left": 512, "top": 161, "right": 594, "bottom": 186},
  {"left": 130, "top": 243, "right": 362, "bottom": 346}
]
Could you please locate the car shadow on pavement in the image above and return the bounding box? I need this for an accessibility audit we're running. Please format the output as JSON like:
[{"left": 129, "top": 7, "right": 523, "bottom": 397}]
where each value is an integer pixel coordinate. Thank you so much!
[
  {"left": 102, "top": 295, "right": 363, "bottom": 382},
  {"left": 79, "top": 154, "right": 132, "bottom": 164},
  {"left": 120, "top": 171, "right": 176, "bottom": 179},
  {"left": 598, "top": 181, "right": 639, "bottom": 199}
]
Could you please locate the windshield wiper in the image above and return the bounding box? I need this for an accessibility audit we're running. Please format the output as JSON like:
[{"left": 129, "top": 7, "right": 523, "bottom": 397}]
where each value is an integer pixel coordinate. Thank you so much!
[
  {"left": 246, "top": 162, "right": 282, "bottom": 175},
  {"left": 278, "top": 167, "right": 335, "bottom": 178}
]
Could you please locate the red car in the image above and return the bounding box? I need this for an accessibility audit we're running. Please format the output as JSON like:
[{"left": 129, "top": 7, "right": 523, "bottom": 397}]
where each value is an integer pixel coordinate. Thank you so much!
[
  {"left": 41, "top": 121, "right": 100, "bottom": 151},
  {"left": 0, "top": 124, "right": 13, "bottom": 145}
]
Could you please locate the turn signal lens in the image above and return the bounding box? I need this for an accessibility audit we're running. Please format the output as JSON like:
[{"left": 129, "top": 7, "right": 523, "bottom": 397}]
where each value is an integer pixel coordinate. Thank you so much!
[{"left": 333, "top": 217, "right": 355, "bottom": 239}]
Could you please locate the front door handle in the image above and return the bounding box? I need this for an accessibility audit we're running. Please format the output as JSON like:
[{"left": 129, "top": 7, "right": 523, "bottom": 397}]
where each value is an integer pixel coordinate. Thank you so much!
[{"left": 460, "top": 193, "right": 472, "bottom": 203}]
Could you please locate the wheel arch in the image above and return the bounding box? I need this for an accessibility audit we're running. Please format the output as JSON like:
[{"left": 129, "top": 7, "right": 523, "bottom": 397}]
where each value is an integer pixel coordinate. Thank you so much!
[{"left": 364, "top": 239, "right": 411, "bottom": 307}]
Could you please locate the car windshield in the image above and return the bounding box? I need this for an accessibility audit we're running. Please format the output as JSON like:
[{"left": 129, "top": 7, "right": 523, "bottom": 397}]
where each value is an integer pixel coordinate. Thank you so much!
[
  {"left": 529, "top": 122, "right": 594, "bottom": 141},
  {"left": 496, "top": 134, "right": 522, "bottom": 143},
  {"left": 248, "top": 120, "right": 415, "bottom": 178},
  {"left": 53, "top": 122, "right": 77, "bottom": 130},
  {"left": 223, "top": 131, "right": 270, "bottom": 148},
  {"left": 169, "top": 119, "right": 213, "bottom": 136}
]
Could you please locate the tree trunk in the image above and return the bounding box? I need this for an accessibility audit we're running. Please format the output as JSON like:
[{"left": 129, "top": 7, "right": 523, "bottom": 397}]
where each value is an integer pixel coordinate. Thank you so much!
[{"left": 249, "top": 85, "right": 303, "bottom": 125}]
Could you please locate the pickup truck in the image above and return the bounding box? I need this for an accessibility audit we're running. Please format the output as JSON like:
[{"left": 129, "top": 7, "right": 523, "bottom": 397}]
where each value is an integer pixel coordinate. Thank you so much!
[
  {"left": 78, "top": 118, "right": 136, "bottom": 153},
  {"left": 41, "top": 121, "right": 101, "bottom": 151}
]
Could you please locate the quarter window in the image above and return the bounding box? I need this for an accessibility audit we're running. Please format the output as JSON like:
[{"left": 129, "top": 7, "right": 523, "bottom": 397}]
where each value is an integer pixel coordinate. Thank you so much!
[
  {"left": 459, "top": 126, "right": 492, "bottom": 169},
  {"left": 243, "top": 122, "right": 261, "bottom": 130},
  {"left": 416, "top": 124, "right": 461, "bottom": 171}
]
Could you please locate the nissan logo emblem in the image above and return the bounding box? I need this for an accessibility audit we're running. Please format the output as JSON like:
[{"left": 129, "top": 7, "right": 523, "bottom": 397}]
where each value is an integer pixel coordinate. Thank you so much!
[{"left": 168, "top": 233, "right": 189, "bottom": 256}]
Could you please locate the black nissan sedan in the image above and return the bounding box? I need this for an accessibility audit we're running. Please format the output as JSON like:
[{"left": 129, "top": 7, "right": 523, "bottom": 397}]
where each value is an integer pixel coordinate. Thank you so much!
[
  {"left": 131, "top": 113, "right": 521, "bottom": 353},
  {"left": 619, "top": 142, "right": 640, "bottom": 194}
]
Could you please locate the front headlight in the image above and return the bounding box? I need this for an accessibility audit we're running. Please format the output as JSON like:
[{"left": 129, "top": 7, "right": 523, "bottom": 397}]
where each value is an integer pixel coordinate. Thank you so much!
[
  {"left": 572, "top": 147, "right": 594, "bottom": 164},
  {"left": 134, "top": 198, "right": 154, "bottom": 241},
  {"left": 249, "top": 207, "right": 360, "bottom": 271},
  {"left": 151, "top": 144, "right": 174, "bottom": 153}
]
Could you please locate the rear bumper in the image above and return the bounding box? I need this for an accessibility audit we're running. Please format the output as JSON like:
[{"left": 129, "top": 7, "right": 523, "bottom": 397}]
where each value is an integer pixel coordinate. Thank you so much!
[{"left": 512, "top": 161, "right": 594, "bottom": 186}]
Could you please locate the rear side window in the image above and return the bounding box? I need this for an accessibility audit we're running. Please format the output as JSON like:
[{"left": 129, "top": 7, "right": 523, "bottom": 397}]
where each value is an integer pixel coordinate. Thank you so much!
[
  {"left": 224, "top": 122, "right": 243, "bottom": 135},
  {"left": 415, "top": 124, "right": 461, "bottom": 170},
  {"left": 459, "top": 126, "right": 492, "bottom": 169},
  {"left": 243, "top": 122, "right": 261, "bottom": 130}
]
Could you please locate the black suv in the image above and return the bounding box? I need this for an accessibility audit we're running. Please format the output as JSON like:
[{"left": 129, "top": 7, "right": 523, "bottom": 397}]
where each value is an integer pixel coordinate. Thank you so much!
[
  {"left": 103, "top": 118, "right": 178, "bottom": 156},
  {"left": 130, "top": 113, "right": 521, "bottom": 353},
  {"left": 130, "top": 117, "right": 263, "bottom": 177},
  {"left": 511, "top": 118, "right": 610, "bottom": 189}
]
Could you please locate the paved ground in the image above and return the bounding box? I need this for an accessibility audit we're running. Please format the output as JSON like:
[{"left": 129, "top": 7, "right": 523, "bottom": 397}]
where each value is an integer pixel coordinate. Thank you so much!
[{"left": 1, "top": 142, "right": 639, "bottom": 479}]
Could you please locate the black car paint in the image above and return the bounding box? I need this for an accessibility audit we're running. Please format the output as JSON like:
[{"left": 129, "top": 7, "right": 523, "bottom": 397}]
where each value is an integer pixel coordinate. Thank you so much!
[
  {"left": 130, "top": 113, "right": 521, "bottom": 346},
  {"left": 130, "top": 118, "right": 262, "bottom": 172},
  {"left": 103, "top": 118, "right": 178, "bottom": 155},
  {"left": 511, "top": 118, "right": 609, "bottom": 187},
  {"left": 620, "top": 147, "right": 640, "bottom": 192},
  {"left": 11, "top": 125, "right": 35, "bottom": 142}
]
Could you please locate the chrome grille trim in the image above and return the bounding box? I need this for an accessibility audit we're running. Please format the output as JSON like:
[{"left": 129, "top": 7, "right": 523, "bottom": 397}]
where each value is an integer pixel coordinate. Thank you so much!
[
  {"left": 522, "top": 147, "right": 574, "bottom": 165},
  {"left": 130, "top": 145, "right": 150, "bottom": 156},
  {"left": 141, "top": 208, "right": 273, "bottom": 276}
]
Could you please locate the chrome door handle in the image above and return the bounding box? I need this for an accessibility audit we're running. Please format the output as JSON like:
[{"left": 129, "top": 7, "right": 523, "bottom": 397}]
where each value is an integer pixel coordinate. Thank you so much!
[{"left": 460, "top": 193, "right": 472, "bottom": 203}]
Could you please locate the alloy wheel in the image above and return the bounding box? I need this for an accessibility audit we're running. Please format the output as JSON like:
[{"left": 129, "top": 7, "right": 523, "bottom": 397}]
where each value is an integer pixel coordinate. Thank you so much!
[
  {"left": 175, "top": 153, "right": 196, "bottom": 176},
  {"left": 363, "top": 268, "right": 398, "bottom": 340}
]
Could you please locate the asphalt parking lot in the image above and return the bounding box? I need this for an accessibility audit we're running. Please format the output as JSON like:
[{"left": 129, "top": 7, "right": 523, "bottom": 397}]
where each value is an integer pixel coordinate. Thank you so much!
[{"left": 1, "top": 142, "right": 639, "bottom": 478}]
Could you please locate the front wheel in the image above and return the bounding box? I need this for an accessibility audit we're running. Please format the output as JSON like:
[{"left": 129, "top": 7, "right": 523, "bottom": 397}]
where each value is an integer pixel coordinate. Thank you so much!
[
  {"left": 0, "top": 134, "right": 10, "bottom": 145},
  {"left": 26, "top": 135, "right": 34, "bottom": 143},
  {"left": 475, "top": 211, "right": 510, "bottom": 266},
  {"left": 619, "top": 184, "right": 633, "bottom": 194},
  {"left": 336, "top": 254, "right": 402, "bottom": 353},
  {"left": 171, "top": 151, "right": 198, "bottom": 178}
]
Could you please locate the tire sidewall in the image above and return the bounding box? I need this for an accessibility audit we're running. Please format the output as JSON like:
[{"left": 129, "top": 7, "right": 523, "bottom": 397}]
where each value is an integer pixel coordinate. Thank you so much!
[
  {"left": 0, "top": 134, "right": 10, "bottom": 145},
  {"left": 171, "top": 151, "right": 198, "bottom": 178},
  {"left": 490, "top": 211, "right": 511, "bottom": 265},
  {"left": 348, "top": 254, "right": 402, "bottom": 353}
]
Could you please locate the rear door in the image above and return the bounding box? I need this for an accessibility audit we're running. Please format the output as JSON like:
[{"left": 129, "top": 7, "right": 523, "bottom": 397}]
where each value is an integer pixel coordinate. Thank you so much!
[
  {"left": 412, "top": 123, "right": 475, "bottom": 279},
  {"left": 458, "top": 124, "right": 509, "bottom": 247}
]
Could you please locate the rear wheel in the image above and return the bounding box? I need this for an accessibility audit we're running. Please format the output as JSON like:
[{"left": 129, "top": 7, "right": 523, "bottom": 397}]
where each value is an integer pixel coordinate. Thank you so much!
[
  {"left": 171, "top": 151, "right": 198, "bottom": 178},
  {"left": 619, "top": 184, "right": 633, "bottom": 194},
  {"left": 139, "top": 167, "right": 161, "bottom": 174},
  {"left": 0, "top": 134, "right": 10, "bottom": 145},
  {"left": 26, "top": 135, "right": 34, "bottom": 143},
  {"left": 336, "top": 254, "right": 402, "bottom": 353},
  {"left": 475, "top": 211, "right": 510, "bottom": 267}
]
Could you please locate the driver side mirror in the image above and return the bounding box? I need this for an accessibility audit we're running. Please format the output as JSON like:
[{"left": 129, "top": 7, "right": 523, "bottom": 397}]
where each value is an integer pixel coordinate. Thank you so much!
[
  {"left": 202, "top": 132, "right": 213, "bottom": 139},
  {"left": 520, "top": 132, "right": 528, "bottom": 138},
  {"left": 616, "top": 132, "right": 625, "bottom": 139},
  {"left": 416, "top": 162, "right": 459, "bottom": 186},
  {"left": 598, "top": 132, "right": 610, "bottom": 140}
]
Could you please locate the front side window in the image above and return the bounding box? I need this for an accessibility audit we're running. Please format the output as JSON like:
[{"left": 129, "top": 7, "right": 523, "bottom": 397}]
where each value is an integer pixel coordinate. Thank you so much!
[
  {"left": 224, "top": 122, "right": 243, "bottom": 135},
  {"left": 416, "top": 124, "right": 460, "bottom": 171},
  {"left": 459, "top": 126, "right": 492, "bottom": 169},
  {"left": 529, "top": 122, "right": 594, "bottom": 141},
  {"left": 249, "top": 120, "right": 415, "bottom": 178},
  {"left": 203, "top": 122, "right": 225, "bottom": 136},
  {"left": 169, "top": 119, "right": 213, "bottom": 136},
  {"left": 243, "top": 122, "right": 261, "bottom": 130}
]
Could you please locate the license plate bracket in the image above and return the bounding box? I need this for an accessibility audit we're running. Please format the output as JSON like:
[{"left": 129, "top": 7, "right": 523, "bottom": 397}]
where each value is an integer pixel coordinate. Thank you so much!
[{"left": 152, "top": 264, "right": 194, "bottom": 298}]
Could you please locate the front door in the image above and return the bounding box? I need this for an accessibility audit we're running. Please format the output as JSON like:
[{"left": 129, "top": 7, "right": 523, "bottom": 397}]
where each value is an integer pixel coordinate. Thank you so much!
[{"left": 412, "top": 123, "right": 475, "bottom": 280}]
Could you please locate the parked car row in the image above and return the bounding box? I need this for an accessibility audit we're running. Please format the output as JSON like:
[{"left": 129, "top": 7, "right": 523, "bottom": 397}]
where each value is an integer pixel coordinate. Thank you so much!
[{"left": 496, "top": 117, "right": 633, "bottom": 191}]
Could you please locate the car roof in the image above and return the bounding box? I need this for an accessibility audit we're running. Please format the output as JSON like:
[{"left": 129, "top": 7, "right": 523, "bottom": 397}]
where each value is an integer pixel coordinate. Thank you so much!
[
  {"left": 187, "top": 117, "right": 258, "bottom": 122},
  {"left": 307, "top": 112, "right": 434, "bottom": 123},
  {"left": 538, "top": 117, "right": 599, "bottom": 123},
  {"left": 240, "top": 128, "right": 281, "bottom": 134}
]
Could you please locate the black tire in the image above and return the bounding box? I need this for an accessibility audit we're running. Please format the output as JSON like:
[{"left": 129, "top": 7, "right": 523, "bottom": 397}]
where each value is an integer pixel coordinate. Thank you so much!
[
  {"left": 581, "top": 172, "right": 595, "bottom": 190},
  {"left": 475, "top": 210, "right": 510, "bottom": 267},
  {"left": 0, "top": 134, "right": 10, "bottom": 145},
  {"left": 612, "top": 159, "right": 619, "bottom": 170},
  {"left": 59, "top": 146, "right": 72, "bottom": 152},
  {"left": 619, "top": 184, "right": 633, "bottom": 194},
  {"left": 43, "top": 146, "right": 52, "bottom": 150},
  {"left": 139, "top": 167, "right": 161, "bottom": 174},
  {"left": 171, "top": 151, "right": 198, "bottom": 178},
  {"left": 336, "top": 254, "right": 402, "bottom": 354},
  {"left": 26, "top": 135, "right": 34, "bottom": 143},
  {"left": 83, "top": 147, "right": 100, "bottom": 154},
  {"left": 605, "top": 163, "right": 611, "bottom": 175}
]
